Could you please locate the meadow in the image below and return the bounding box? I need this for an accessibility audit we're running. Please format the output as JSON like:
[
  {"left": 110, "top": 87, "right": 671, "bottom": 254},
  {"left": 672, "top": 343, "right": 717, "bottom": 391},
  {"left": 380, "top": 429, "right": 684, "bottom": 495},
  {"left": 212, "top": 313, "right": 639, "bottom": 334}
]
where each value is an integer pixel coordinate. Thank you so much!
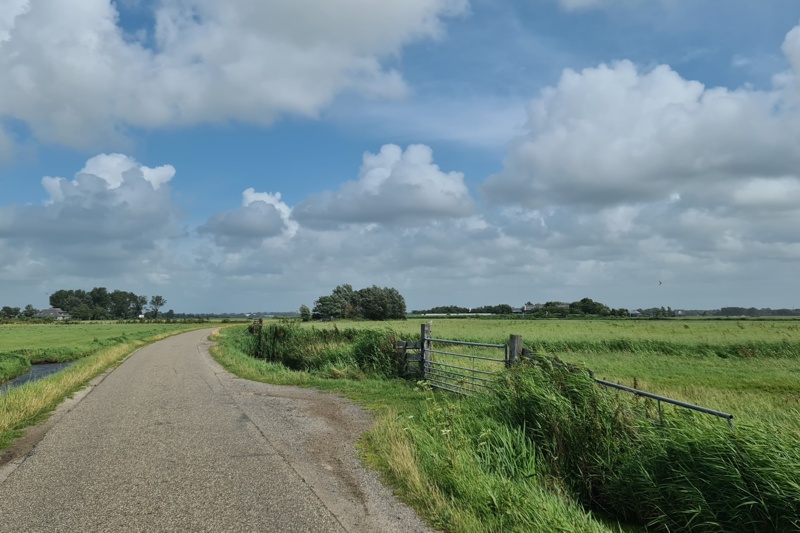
[
  {"left": 296, "top": 318, "right": 800, "bottom": 429},
  {"left": 216, "top": 317, "right": 800, "bottom": 532}
]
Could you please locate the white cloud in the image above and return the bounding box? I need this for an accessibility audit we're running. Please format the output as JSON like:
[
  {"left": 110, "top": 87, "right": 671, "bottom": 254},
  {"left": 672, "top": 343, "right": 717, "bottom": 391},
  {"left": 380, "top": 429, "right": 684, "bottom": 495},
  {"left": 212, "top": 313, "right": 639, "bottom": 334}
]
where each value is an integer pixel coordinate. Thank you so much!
[
  {"left": 198, "top": 188, "right": 297, "bottom": 251},
  {"left": 0, "top": 0, "right": 468, "bottom": 147},
  {"left": 484, "top": 59, "right": 800, "bottom": 209},
  {"left": 0, "top": 154, "right": 179, "bottom": 279},
  {"left": 293, "top": 144, "right": 475, "bottom": 227}
]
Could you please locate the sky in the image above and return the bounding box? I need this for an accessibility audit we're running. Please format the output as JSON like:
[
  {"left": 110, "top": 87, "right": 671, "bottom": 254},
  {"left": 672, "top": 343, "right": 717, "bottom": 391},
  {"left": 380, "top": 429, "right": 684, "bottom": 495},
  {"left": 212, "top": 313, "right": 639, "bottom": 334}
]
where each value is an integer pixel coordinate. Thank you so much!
[{"left": 2, "top": 0, "right": 800, "bottom": 313}]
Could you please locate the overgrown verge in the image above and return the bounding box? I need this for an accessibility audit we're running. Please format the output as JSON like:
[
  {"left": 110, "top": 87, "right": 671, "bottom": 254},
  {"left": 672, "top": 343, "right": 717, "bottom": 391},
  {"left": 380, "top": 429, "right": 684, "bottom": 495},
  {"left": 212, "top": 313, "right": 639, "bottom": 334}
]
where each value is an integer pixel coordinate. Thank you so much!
[
  {"left": 236, "top": 321, "right": 403, "bottom": 378},
  {"left": 369, "top": 358, "right": 800, "bottom": 532},
  {"left": 217, "top": 325, "right": 800, "bottom": 532},
  {"left": 0, "top": 326, "right": 212, "bottom": 451},
  {"left": 0, "top": 354, "right": 30, "bottom": 384}
]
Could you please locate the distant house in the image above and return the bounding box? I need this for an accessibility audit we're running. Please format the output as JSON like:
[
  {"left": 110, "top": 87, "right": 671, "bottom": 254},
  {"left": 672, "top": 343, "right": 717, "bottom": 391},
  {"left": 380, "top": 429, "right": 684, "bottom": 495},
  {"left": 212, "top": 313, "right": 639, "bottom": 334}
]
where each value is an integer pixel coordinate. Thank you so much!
[{"left": 35, "top": 307, "right": 71, "bottom": 320}]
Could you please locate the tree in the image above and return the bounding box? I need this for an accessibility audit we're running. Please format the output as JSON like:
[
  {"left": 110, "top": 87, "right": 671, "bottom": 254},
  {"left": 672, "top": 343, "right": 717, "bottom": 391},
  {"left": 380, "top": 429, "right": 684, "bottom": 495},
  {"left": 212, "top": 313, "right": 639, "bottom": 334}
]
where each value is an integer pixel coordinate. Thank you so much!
[
  {"left": 1, "top": 306, "right": 20, "bottom": 319},
  {"left": 149, "top": 295, "right": 166, "bottom": 318},
  {"left": 135, "top": 295, "right": 148, "bottom": 317},
  {"left": 313, "top": 284, "right": 406, "bottom": 320},
  {"left": 299, "top": 304, "right": 311, "bottom": 322},
  {"left": 22, "top": 304, "right": 38, "bottom": 318}
]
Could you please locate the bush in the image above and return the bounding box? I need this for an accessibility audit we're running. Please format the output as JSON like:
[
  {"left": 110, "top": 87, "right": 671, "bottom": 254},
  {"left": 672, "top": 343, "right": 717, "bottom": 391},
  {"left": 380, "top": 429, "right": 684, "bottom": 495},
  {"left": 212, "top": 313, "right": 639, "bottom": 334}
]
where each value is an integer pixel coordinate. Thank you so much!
[
  {"left": 239, "top": 323, "right": 400, "bottom": 377},
  {"left": 352, "top": 329, "right": 399, "bottom": 378}
]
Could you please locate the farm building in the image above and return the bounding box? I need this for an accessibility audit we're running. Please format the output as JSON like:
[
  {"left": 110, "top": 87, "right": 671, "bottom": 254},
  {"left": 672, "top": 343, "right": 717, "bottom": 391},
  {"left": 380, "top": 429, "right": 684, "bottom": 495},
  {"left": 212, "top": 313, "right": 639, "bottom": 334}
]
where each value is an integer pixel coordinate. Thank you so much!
[{"left": 35, "top": 307, "right": 71, "bottom": 320}]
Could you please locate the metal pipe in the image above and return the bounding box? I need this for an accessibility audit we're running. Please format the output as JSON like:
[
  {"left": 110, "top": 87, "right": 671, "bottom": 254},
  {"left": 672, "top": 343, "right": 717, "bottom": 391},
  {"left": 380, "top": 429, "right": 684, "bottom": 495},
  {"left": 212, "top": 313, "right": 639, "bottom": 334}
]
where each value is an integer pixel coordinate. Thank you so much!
[
  {"left": 427, "top": 338, "right": 507, "bottom": 349},
  {"left": 426, "top": 368, "right": 495, "bottom": 385},
  {"left": 427, "top": 360, "right": 497, "bottom": 376},
  {"left": 594, "top": 378, "right": 734, "bottom": 424},
  {"left": 428, "top": 349, "right": 506, "bottom": 363}
]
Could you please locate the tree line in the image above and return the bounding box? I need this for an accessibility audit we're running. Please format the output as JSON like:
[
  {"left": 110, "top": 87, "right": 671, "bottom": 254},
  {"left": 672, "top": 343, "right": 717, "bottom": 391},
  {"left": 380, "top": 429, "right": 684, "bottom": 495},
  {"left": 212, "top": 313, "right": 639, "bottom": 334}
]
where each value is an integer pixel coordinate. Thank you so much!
[
  {"left": 304, "top": 284, "right": 406, "bottom": 321},
  {"left": 45, "top": 288, "right": 168, "bottom": 320},
  {"left": 411, "top": 304, "right": 514, "bottom": 315},
  {"left": 413, "top": 298, "right": 629, "bottom": 318}
]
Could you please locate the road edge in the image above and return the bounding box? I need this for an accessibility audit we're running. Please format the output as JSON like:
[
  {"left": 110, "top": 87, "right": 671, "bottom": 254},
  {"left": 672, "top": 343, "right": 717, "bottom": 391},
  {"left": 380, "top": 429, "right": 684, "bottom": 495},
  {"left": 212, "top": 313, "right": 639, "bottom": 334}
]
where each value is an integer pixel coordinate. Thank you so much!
[{"left": 0, "top": 345, "right": 143, "bottom": 483}]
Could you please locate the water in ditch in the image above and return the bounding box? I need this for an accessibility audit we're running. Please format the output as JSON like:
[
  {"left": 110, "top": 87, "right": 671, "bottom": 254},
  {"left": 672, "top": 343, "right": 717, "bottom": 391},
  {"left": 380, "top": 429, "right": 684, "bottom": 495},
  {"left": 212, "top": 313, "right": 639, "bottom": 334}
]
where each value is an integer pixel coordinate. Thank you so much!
[{"left": 0, "top": 361, "right": 77, "bottom": 394}]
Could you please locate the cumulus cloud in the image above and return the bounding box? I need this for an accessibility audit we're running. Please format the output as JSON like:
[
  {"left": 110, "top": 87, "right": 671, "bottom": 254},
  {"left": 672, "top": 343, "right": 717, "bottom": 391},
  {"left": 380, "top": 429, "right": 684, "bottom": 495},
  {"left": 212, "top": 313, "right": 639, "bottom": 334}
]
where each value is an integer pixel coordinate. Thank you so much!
[
  {"left": 0, "top": 0, "right": 467, "bottom": 148},
  {"left": 198, "top": 188, "right": 297, "bottom": 251},
  {"left": 293, "top": 144, "right": 474, "bottom": 227},
  {"left": 0, "top": 153, "right": 179, "bottom": 278},
  {"left": 484, "top": 60, "right": 800, "bottom": 210},
  {"left": 473, "top": 25, "right": 800, "bottom": 310}
]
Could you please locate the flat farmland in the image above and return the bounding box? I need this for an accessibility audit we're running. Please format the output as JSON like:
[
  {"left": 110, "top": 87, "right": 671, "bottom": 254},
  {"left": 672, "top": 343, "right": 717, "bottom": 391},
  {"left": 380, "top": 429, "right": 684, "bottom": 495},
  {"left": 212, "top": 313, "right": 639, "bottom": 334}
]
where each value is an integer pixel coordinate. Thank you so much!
[
  {"left": 0, "top": 322, "right": 209, "bottom": 353},
  {"left": 299, "top": 318, "right": 800, "bottom": 429}
]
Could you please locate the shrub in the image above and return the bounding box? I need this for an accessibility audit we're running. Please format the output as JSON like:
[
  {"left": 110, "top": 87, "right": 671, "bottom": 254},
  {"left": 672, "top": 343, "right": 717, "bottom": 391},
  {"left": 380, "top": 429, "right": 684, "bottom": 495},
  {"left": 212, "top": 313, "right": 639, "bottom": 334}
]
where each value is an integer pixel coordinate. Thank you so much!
[{"left": 351, "top": 329, "right": 399, "bottom": 377}]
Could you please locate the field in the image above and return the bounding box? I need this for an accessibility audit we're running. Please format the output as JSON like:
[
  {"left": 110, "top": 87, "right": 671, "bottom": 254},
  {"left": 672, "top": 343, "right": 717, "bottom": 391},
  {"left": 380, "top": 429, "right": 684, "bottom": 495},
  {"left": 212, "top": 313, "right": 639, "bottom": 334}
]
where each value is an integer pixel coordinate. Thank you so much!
[
  {"left": 4, "top": 318, "right": 797, "bottom": 531},
  {"left": 297, "top": 318, "right": 800, "bottom": 430},
  {"left": 0, "top": 322, "right": 213, "bottom": 354}
]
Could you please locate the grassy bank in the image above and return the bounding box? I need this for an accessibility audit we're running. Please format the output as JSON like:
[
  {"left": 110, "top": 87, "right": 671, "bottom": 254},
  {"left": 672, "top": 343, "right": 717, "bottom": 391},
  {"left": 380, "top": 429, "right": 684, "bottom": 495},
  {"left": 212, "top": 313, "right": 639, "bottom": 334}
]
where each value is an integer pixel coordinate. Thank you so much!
[
  {"left": 0, "top": 324, "right": 215, "bottom": 450},
  {"left": 214, "top": 320, "right": 800, "bottom": 532}
]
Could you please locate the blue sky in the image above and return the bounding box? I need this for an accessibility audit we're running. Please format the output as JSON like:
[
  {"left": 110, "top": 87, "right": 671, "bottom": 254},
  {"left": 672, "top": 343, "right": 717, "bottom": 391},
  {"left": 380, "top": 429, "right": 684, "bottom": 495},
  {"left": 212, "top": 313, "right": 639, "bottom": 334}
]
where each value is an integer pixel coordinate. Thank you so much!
[{"left": 2, "top": 0, "right": 800, "bottom": 312}]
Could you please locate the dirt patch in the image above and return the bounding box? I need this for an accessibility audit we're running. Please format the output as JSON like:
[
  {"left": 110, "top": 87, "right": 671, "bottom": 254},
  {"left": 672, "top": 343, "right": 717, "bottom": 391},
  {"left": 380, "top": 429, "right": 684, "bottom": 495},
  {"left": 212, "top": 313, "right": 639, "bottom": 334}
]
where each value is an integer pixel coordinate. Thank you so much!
[{"left": 201, "top": 343, "right": 434, "bottom": 533}]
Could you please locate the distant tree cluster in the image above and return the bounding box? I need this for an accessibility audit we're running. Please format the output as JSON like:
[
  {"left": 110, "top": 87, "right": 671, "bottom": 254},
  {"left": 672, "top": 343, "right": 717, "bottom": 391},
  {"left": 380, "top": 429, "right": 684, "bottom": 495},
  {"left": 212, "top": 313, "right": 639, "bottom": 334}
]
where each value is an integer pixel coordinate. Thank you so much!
[
  {"left": 413, "top": 298, "right": 629, "bottom": 318},
  {"left": 311, "top": 284, "right": 406, "bottom": 321},
  {"left": 527, "top": 299, "right": 628, "bottom": 318},
  {"left": 48, "top": 288, "right": 167, "bottom": 320},
  {"left": 411, "top": 304, "right": 513, "bottom": 315},
  {"left": 716, "top": 307, "right": 800, "bottom": 317},
  {"left": 0, "top": 305, "right": 38, "bottom": 319}
]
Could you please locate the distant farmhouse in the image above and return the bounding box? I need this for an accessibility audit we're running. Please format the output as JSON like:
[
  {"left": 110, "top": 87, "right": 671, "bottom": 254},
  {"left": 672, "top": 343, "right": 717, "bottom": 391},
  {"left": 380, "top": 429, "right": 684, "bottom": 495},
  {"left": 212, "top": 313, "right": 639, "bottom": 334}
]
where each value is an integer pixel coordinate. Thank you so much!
[{"left": 35, "top": 307, "right": 71, "bottom": 320}]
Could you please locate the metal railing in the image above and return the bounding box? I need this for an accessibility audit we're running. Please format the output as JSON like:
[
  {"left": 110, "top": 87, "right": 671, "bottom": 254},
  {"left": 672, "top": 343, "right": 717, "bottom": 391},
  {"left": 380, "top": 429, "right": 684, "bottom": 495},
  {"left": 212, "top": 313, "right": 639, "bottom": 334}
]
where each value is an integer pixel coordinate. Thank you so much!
[
  {"left": 590, "top": 373, "right": 734, "bottom": 428},
  {"left": 402, "top": 325, "right": 735, "bottom": 427},
  {"left": 424, "top": 337, "right": 507, "bottom": 395}
]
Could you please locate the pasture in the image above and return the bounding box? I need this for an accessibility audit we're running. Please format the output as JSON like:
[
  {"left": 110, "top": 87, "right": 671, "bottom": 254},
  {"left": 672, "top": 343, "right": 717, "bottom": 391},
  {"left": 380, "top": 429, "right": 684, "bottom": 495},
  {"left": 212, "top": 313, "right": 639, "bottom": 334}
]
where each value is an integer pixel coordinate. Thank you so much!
[
  {"left": 0, "top": 322, "right": 209, "bottom": 355},
  {"left": 298, "top": 317, "right": 800, "bottom": 430}
]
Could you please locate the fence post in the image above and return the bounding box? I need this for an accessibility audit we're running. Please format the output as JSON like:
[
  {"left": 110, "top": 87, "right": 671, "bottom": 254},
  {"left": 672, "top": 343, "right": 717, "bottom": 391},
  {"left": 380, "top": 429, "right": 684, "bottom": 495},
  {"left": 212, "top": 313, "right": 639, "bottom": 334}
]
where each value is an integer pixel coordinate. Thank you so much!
[
  {"left": 507, "top": 334, "right": 523, "bottom": 368},
  {"left": 420, "top": 323, "right": 431, "bottom": 378}
]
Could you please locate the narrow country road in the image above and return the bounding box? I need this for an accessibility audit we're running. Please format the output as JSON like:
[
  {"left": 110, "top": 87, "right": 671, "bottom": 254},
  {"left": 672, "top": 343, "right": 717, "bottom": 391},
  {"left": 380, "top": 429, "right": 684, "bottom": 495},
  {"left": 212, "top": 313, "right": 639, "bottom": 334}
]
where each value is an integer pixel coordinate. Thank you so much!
[{"left": 0, "top": 329, "right": 432, "bottom": 533}]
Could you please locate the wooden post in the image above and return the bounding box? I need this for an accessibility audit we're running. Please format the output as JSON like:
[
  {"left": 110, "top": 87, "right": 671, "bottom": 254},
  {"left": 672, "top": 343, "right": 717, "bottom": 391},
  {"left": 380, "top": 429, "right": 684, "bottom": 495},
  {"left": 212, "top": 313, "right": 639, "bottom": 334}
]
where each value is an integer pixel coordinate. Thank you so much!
[
  {"left": 507, "top": 334, "right": 523, "bottom": 368},
  {"left": 420, "top": 323, "right": 431, "bottom": 378}
]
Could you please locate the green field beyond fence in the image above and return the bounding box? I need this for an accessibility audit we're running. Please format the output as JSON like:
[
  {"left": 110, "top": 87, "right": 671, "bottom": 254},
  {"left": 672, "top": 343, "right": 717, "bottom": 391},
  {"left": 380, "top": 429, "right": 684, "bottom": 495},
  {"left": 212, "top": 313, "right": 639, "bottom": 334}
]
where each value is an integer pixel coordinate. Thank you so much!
[{"left": 300, "top": 318, "right": 800, "bottom": 430}]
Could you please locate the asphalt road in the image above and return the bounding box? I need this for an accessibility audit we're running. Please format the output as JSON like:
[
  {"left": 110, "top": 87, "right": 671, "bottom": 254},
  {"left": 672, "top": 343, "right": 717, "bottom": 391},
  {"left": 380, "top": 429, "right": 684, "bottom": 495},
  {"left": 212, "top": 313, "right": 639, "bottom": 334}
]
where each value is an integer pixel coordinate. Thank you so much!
[{"left": 0, "top": 329, "right": 432, "bottom": 533}]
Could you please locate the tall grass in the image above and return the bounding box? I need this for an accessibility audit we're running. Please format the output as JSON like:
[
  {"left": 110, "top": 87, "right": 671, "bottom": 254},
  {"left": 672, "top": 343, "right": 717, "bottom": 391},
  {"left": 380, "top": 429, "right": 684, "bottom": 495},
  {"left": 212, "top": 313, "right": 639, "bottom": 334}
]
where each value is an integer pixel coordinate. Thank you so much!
[
  {"left": 0, "top": 354, "right": 29, "bottom": 383},
  {"left": 238, "top": 322, "right": 402, "bottom": 378},
  {"left": 482, "top": 356, "right": 800, "bottom": 531}
]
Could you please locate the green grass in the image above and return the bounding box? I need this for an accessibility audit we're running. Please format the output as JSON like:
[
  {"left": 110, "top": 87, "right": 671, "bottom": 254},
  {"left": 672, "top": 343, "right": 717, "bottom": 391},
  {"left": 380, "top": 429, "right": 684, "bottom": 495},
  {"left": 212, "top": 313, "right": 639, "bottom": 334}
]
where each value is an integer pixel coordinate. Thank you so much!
[
  {"left": 294, "top": 318, "right": 800, "bottom": 430},
  {"left": 214, "top": 319, "right": 800, "bottom": 532},
  {"left": 0, "top": 354, "right": 29, "bottom": 384},
  {"left": 0, "top": 323, "right": 218, "bottom": 375}
]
